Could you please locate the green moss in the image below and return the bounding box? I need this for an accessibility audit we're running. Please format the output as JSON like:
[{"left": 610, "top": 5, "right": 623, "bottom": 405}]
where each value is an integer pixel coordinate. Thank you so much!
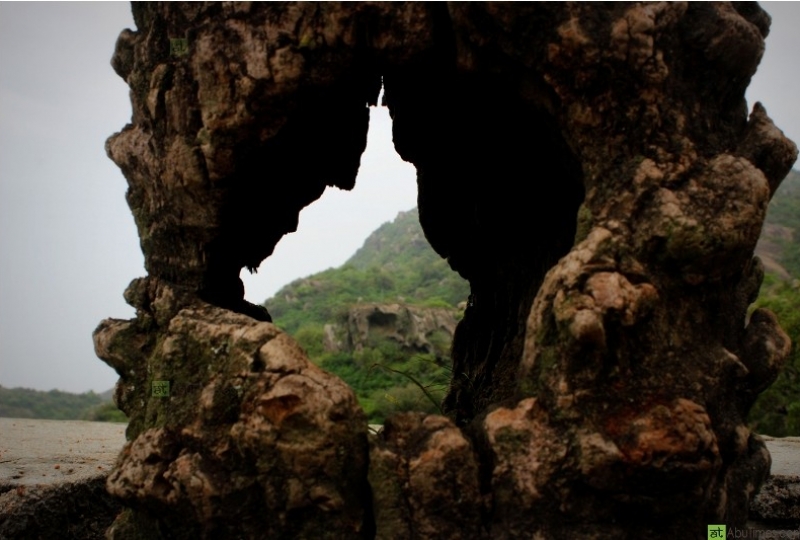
[
  {"left": 108, "top": 509, "right": 167, "bottom": 540},
  {"left": 518, "top": 377, "right": 538, "bottom": 398},
  {"left": 519, "top": 346, "right": 559, "bottom": 398},
  {"left": 298, "top": 33, "right": 317, "bottom": 50},
  {"left": 492, "top": 425, "right": 532, "bottom": 452},
  {"left": 574, "top": 203, "right": 593, "bottom": 244},
  {"left": 195, "top": 127, "right": 211, "bottom": 145},
  {"left": 664, "top": 220, "right": 708, "bottom": 261},
  {"left": 537, "top": 347, "right": 559, "bottom": 375}
]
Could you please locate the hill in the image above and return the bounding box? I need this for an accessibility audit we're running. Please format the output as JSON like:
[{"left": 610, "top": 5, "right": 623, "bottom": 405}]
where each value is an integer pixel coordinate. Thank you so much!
[
  {"left": 750, "top": 169, "right": 800, "bottom": 436},
  {"left": 266, "top": 208, "right": 470, "bottom": 336},
  {"left": 265, "top": 172, "right": 800, "bottom": 430},
  {"left": 0, "top": 386, "right": 125, "bottom": 422},
  {"left": 755, "top": 169, "right": 800, "bottom": 279},
  {"left": 264, "top": 208, "right": 469, "bottom": 422}
]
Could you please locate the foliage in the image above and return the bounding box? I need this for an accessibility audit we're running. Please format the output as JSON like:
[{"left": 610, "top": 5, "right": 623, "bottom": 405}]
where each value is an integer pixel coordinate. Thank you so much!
[
  {"left": 82, "top": 400, "right": 128, "bottom": 423},
  {"left": 294, "top": 325, "right": 326, "bottom": 359},
  {"left": 767, "top": 170, "right": 800, "bottom": 277},
  {"left": 318, "top": 348, "right": 450, "bottom": 424},
  {"left": 748, "top": 276, "right": 800, "bottom": 436},
  {"left": 369, "top": 382, "right": 443, "bottom": 420},
  {"left": 767, "top": 171, "right": 800, "bottom": 234},
  {"left": 748, "top": 170, "right": 800, "bottom": 435},
  {"left": 261, "top": 208, "right": 467, "bottom": 423},
  {"left": 0, "top": 386, "right": 124, "bottom": 422},
  {"left": 260, "top": 186, "right": 800, "bottom": 430}
]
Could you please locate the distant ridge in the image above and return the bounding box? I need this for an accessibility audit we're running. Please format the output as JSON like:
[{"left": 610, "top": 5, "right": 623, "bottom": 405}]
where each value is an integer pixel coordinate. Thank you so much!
[
  {"left": 750, "top": 169, "right": 800, "bottom": 436},
  {"left": 265, "top": 208, "right": 470, "bottom": 336},
  {"left": 0, "top": 385, "right": 105, "bottom": 420},
  {"left": 755, "top": 169, "right": 800, "bottom": 280}
]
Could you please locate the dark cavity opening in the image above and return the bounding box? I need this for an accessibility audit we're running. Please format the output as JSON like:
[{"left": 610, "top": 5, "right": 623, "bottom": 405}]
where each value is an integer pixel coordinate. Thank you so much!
[
  {"left": 199, "top": 61, "right": 585, "bottom": 426},
  {"left": 384, "top": 66, "right": 585, "bottom": 424}
]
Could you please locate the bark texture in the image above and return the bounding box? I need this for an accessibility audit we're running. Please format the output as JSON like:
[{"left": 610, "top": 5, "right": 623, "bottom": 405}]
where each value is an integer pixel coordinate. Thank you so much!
[{"left": 97, "top": 2, "right": 796, "bottom": 538}]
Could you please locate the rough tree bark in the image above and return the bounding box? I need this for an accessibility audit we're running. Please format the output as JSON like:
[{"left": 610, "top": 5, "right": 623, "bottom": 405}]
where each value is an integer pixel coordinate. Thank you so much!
[{"left": 95, "top": 3, "right": 796, "bottom": 538}]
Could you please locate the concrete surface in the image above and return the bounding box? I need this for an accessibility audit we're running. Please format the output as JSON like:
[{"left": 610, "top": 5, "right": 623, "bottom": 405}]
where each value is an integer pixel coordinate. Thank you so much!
[
  {"left": 0, "top": 418, "right": 125, "bottom": 488},
  {"left": 0, "top": 418, "right": 126, "bottom": 539},
  {"left": 749, "top": 436, "right": 800, "bottom": 535},
  {"left": 763, "top": 435, "right": 800, "bottom": 478}
]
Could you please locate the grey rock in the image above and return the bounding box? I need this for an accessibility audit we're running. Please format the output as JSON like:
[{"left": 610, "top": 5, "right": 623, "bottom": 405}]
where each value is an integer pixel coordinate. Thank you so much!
[{"left": 325, "top": 303, "right": 459, "bottom": 359}]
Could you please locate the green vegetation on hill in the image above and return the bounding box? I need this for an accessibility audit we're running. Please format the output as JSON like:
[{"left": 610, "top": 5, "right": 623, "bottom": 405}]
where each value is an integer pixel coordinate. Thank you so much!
[
  {"left": 765, "top": 170, "right": 800, "bottom": 277},
  {"left": 317, "top": 345, "right": 451, "bottom": 423},
  {"left": 5, "top": 172, "right": 796, "bottom": 429},
  {"left": 749, "top": 276, "right": 800, "bottom": 435},
  {"left": 267, "top": 208, "right": 469, "bottom": 336},
  {"left": 0, "top": 386, "right": 126, "bottom": 422},
  {"left": 263, "top": 181, "right": 800, "bottom": 430},
  {"left": 749, "top": 170, "right": 800, "bottom": 436},
  {"left": 84, "top": 400, "right": 128, "bottom": 423},
  {"left": 265, "top": 208, "right": 469, "bottom": 422}
]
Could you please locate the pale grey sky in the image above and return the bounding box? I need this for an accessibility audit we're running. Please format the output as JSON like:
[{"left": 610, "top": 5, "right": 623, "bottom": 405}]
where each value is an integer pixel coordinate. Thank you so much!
[{"left": 0, "top": 2, "right": 797, "bottom": 394}]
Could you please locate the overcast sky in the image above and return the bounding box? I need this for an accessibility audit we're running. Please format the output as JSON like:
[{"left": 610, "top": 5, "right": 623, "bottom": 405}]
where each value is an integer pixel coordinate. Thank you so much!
[{"left": 0, "top": 2, "right": 797, "bottom": 394}]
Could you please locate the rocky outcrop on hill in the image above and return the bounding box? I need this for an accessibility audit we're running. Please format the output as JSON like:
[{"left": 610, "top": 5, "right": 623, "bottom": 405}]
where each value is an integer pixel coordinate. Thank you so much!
[
  {"left": 756, "top": 223, "right": 795, "bottom": 280},
  {"left": 98, "top": 2, "right": 796, "bottom": 538},
  {"left": 323, "top": 303, "right": 458, "bottom": 359},
  {"left": 754, "top": 169, "right": 800, "bottom": 281}
]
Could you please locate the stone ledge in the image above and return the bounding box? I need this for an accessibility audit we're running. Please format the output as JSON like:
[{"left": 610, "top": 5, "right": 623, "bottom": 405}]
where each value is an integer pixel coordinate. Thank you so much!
[
  {"left": 0, "top": 418, "right": 125, "bottom": 488},
  {"left": 0, "top": 476, "right": 121, "bottom": 540},
  {"left": 748, "top": 436, "right": 800, "bottom": 534},
  {"left": 0, "top": 418, "right": 126, "bottom": 540},
  {"left": 2, "top": 418, "right": 800, "bottom": 537}
]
